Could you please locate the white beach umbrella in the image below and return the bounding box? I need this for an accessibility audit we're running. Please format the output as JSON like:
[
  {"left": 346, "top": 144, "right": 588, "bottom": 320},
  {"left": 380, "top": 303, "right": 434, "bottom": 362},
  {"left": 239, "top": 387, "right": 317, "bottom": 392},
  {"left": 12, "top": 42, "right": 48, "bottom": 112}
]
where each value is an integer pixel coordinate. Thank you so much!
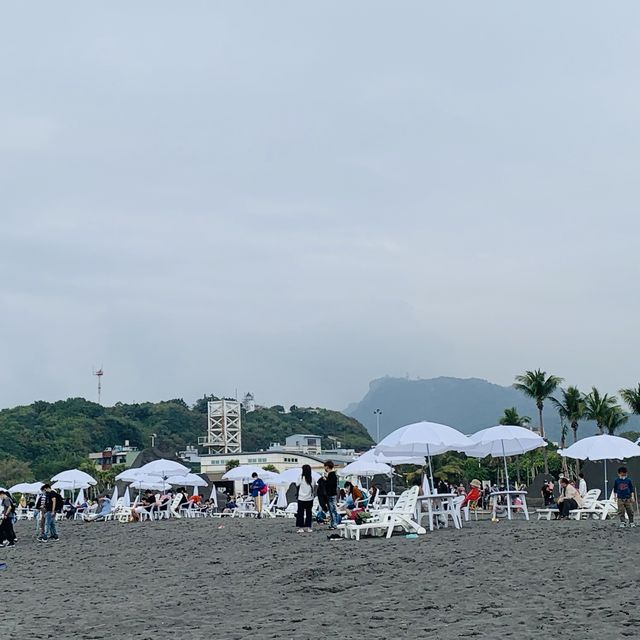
[
  {"left": 74, "top": 488, "right": 85, "bottom": 506},
  {"left": 376, "top": 421, "right": 470, "bottom": 491},
  {"left": 338, "top": 458, "right": 392, "bottom": 478},
  {"left": 115, "top": 468, "right": 144, "bottom": 482},
  {"left": 222, "top": 465, "right": 280, "bottom": 483},
  {"left": 464, "top": 425, "right": 546, "bottom": 490},
  {"left": 559, "top": 434, "right": 640, "bottom": 496},
  {"left": 129, "top": 476, "right": 165, "bottom": 491},
  {"left": 138, "top": 460, "right": 190, "bottom": 478},
  {"left": 209, "top": 484, "right": 218, "bottom": 508},
  {"left": 276, "top": 487, "right": 288, "bottom": 508},
  {"left": 52, "top": 480, "right": 93, "bottom": 492},
  {"left": 274, "top": 467, "right": 322, "bottom": 486},
  {"left": 122, "top": 487, "right": 131, "bottom": 507},
  {"left": 51, "top": 469, "right": 97, "bottom": 489},
  {"left": 111, "top": 485, "right": 119, "bottom": 505},
  {"left": 351, "top": 449, "right": 424, "bottom": 493},
  {"left": 9, "top": 482, "right": 43, "bottom": 494},
  {"left": 166, "top": 473, "right": 208, "bottom": 488}
]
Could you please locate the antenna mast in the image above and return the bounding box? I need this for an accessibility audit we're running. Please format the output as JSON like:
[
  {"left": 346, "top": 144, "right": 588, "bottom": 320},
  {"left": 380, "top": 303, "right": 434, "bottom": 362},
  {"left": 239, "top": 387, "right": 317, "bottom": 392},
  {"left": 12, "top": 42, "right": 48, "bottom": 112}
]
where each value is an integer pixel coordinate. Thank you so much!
[{"left": 94, "top": 367, "right": 104, "bottom": 404}]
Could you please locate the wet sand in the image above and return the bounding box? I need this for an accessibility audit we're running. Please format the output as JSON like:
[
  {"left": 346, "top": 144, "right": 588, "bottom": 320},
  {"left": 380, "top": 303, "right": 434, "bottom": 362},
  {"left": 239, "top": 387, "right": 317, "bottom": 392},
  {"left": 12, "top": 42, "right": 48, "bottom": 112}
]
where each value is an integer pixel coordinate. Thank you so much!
[{"left": 2, "top": 516, "right": 637, "bottom": 639}]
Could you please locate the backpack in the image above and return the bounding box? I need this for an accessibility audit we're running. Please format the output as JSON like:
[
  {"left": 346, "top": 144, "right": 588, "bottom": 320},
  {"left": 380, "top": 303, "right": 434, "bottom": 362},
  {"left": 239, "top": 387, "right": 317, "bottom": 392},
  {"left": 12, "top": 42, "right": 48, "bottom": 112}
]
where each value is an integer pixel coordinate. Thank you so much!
[
  {"left": 259, "top": 484, "right": 269, "bottom": 496},
  {"left": 51, "top": 491, "right": 64, "bottom": 512}
]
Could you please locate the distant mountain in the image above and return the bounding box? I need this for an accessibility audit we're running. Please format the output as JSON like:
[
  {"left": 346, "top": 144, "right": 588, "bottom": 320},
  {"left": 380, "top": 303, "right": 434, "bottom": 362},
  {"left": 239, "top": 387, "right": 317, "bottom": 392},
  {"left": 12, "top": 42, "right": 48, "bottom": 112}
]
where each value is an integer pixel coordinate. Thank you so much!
[{"left": 345, "top": 376, "right": 640, "bottom": 443}]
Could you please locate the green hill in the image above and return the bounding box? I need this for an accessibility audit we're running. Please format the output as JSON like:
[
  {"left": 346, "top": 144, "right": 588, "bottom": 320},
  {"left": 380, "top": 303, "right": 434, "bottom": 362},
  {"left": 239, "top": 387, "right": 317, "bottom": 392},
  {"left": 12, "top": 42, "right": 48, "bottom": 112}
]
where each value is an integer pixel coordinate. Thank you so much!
[{"left": 0, "top": 396, "right": 372, "bottom": 484}]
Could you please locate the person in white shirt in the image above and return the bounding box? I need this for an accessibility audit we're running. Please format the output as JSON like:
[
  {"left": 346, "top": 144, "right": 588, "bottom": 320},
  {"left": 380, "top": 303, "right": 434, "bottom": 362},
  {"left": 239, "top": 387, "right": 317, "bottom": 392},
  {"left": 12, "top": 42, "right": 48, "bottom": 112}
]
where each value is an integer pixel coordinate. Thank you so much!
[
  {"left": 578, "top": 473, "right": 587, "bottom": 498},
  {"left": 295, "top": 465, "right": 315, "bottom": 533}
]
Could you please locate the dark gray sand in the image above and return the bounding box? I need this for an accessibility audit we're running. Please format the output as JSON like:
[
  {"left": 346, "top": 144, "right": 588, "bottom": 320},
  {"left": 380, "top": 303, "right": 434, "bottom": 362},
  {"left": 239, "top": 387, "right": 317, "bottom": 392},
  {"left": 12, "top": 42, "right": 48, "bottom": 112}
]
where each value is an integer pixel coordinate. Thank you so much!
[{"left": 2, "top": 517, "right": 638, "bottom": 639}]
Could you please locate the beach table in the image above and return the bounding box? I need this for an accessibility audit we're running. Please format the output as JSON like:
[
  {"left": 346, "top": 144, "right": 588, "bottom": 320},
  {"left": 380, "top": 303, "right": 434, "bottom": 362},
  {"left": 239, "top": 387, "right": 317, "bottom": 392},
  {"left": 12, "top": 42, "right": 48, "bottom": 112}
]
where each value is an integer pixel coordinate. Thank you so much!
[
  {"left": 416, "top": 494, "right": 460, "bottom": 532},
  {"left": 489, "top": 490, "right": 529, "bottom": 521}
]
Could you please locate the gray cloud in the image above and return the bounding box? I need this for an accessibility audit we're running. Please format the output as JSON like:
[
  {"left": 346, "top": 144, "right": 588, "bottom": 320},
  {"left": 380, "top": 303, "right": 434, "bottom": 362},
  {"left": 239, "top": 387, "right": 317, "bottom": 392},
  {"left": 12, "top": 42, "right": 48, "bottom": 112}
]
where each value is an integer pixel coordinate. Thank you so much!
[{"left": 2, "top": 2, "right": 640, "bottom": 411}]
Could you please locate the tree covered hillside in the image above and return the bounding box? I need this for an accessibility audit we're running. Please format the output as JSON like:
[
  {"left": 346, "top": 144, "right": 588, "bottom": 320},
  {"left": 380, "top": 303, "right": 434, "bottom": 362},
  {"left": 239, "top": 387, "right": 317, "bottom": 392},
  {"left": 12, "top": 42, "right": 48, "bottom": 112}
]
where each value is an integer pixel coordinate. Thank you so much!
[{"left": 0, "top": 396, "right": 372, "bottom": 483}]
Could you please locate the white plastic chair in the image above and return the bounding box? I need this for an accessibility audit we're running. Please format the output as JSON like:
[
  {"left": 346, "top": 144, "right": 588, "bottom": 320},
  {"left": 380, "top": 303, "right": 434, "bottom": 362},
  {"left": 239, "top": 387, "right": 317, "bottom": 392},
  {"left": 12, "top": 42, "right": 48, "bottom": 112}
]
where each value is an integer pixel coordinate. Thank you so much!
[
  {"left": 568, "top": 489, "right": 602, "bottom": 520},
  {"left": 341, "top": 486, "right": 426, "bottom": 540}
]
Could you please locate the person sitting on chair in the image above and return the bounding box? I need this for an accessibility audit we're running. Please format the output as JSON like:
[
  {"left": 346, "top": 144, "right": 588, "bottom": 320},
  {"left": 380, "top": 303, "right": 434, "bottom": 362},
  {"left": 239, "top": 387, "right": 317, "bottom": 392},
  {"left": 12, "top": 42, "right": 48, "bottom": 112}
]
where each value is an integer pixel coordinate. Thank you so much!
[
  {"left": 556, "top": 477, "right": 582, "bottom": 519},
  {"left": 462, "top": 479, "right": 482, "bottom": 508}
]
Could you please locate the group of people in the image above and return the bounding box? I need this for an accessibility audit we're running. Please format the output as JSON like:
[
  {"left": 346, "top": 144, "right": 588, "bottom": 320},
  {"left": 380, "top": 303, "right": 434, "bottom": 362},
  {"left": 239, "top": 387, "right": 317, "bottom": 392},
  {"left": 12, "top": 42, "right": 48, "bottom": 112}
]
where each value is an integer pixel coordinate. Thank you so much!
[
  {"left": 0, "top": 483, "right": 64, "bottom": 547},
  {"left": 290, "top": 460, "right": 343, "bottom": 533},
  {"left": 541, "top": 467, "right": 636, "bottom": 526}
]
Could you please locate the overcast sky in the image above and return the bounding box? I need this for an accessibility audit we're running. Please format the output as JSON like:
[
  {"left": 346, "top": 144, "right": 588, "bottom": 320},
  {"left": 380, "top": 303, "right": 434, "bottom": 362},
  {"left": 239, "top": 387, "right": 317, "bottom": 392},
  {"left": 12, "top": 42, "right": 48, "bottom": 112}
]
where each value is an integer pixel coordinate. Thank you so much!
[{"left": 2, "top": 2, "right": 640, "bottom": 412}]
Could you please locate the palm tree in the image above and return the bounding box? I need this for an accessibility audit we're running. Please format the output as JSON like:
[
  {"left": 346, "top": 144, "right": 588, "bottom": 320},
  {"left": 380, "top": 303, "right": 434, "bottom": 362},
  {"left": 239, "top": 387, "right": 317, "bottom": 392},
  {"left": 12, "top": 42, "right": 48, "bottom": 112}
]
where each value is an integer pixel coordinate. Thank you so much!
[
  {"left": 620, "top": 384, "right": 640, "bottom": 416},
  {"left": 551, "top": 386, "right": 585, "bottom": 444},
  {"left": 603, "top": 405, "right": 629, "bottom": 435},
  {"left": 582, "top": 387, "right": 618, "bottom": 434},
  {"left": 514, "top": 369, "right": 564, "bottom": 472},
  {"left": 499, "top": 407, "right": 531, "bottom": 426}
]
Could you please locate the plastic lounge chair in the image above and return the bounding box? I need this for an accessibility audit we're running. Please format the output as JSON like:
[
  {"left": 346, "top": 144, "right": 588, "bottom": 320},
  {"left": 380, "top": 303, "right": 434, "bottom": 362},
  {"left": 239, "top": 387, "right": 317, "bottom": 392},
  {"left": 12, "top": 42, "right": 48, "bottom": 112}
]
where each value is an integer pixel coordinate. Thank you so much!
[
  {"left": 341, "top": 486, "right": 426, "bottom": 540},
  {"left": 568, "top": 489, "right": 602, "bottom": 520},
  {"left": 261, "top": 494, "right": 278, "bottom": 518},
  {"left": 536, "top": 506, "right": 559, "bottom": 520},
  {"left": 169, "top": 494, "right": 184, "bottom": 518},
  {"left": 593, "top": 491, "right": 618, "bottom": 520},
  {"left": 462, "top": 499, "right": 479, "bottom": 522},
  {"left": 275, "top": 503, "right": 297, "bottom": 518}
]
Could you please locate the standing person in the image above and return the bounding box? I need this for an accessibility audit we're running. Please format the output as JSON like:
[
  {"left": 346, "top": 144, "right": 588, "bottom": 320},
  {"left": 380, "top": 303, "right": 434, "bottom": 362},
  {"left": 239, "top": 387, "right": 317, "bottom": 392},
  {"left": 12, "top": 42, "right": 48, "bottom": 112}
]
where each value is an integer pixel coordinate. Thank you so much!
[
  {"left": 249, "top": 472, "right": 266, "bottom": 519},
  {"left": 296, "top": 464, "right": 315, "bottom": 533},
  {"left": 34, "top": 487, "right": 48, "bottom": 541},
  {"left": 556, "top": 477, "right": 582, "bottom": 520},
  {"left": 0, "top": 489, "right": 17, "bottom": 547},
  {"left": 614, "top": 466, "right": 635, "bottom": 528},
  {"left": 578, "top": 473, "right": 588, "bottom": 498},
  {"left": 316, "top": 476, "right": 329, "bottom": 517},
  {"left": 324, "top": 460, "right": 340, "bottom": 529},
  {"left": 43, "top": 484, "right": 61, "bottom": 541}
]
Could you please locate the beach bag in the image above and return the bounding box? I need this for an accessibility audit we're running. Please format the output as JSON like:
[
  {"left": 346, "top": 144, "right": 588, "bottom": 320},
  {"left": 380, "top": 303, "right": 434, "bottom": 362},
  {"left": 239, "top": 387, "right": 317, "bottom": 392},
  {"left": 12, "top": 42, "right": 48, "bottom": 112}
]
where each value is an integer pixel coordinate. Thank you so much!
[
  {"left": 53, "top": 492, "right": 64, "bottom": 512},
  {"left": 259, "top": 484, "right": 269, "bottom": 496},
  {"left": 355, "top": 511, "right": 372, "bottom": 525}
]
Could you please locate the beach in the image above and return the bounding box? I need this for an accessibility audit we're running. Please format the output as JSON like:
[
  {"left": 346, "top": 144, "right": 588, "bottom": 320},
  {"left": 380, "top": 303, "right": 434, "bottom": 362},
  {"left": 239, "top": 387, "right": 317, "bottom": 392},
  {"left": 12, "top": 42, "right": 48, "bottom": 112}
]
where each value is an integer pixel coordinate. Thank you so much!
[{"left": 2, "top": 517, "right": 636, "bottom": 639}]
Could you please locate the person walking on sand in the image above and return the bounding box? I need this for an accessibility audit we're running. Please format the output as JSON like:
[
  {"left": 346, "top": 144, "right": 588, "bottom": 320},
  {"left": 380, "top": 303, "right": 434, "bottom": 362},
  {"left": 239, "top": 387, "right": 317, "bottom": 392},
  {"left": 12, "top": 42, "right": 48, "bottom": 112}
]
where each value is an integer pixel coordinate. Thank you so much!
[
  {"left": 34, "top": 486, "right": 48, "bottom": 542},
  {"left": 614, "top": 466, "right": 635, "bottom": 528},
  {"left": 324, "top": 460, "right": 340, "bottom": 529},
  {"left": 42, "top": 484, "right": 61, "bottom": 541},
  {"left": 296, "top": 464, "right": 315, "bottom": 533},
  {"left": 0, "top": 489, "right": 17, "bottom": 548},
  {"left": 250, "top": 472, "right": 266, "bottom": 518}
]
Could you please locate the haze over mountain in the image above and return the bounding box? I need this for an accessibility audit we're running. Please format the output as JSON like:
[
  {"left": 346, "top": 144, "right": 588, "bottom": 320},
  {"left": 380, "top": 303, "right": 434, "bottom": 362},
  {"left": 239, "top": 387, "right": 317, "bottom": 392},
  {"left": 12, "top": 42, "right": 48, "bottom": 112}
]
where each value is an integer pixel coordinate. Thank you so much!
[{"left": 346, "top": 376, "right": 640, "bottom": 443}]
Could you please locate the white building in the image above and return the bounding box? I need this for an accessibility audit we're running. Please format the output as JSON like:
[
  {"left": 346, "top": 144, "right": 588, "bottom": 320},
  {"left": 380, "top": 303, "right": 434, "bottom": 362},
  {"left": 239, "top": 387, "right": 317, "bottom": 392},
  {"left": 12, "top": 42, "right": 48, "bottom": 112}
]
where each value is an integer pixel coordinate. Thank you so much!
[
  {"left": 242, "top": 392, "right": 256, "bottom": 413},
  {"left": 267, "top": 433, "right": 323, "bottom": 455},
  {"left": 200, "top": 450, "right": 334, "bottom": 479}
]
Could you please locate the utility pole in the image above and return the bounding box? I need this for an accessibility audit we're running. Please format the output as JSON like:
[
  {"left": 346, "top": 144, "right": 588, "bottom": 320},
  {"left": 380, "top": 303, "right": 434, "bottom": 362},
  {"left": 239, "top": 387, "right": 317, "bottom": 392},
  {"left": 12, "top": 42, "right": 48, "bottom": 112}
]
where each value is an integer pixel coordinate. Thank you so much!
[{"left": 373, "top": 408, "right": 383, "bottom": 443}]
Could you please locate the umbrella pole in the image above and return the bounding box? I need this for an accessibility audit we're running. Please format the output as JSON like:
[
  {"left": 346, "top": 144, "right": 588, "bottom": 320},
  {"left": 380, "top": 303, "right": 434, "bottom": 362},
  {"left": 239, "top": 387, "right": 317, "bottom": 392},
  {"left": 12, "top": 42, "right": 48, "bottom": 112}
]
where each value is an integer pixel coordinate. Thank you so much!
[
  {"left": 390, "top": 466, "right": 394, "bottom": 493},
  {"left": 604, "top": 459, "right": 608, "bottom": 498},
  {"left": 427, "top": 445, "right": 435, "bottom": 493},
  {"left": 502, "top": 440, "right": 510, "bottom": 490}
]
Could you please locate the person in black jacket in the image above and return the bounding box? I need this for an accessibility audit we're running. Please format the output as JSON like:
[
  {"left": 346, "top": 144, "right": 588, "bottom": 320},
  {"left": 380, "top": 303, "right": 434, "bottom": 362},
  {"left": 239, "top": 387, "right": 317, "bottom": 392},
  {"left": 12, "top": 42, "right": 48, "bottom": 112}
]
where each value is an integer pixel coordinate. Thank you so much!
[
  {"left": 42, "top": 485, "right": 61, "bottom": 541},
  {"left": 0, "top": 489, "right": 17, "bottom": 547},
  {"left": 324, "top": 460, "right": 340, "bottom": 529}
]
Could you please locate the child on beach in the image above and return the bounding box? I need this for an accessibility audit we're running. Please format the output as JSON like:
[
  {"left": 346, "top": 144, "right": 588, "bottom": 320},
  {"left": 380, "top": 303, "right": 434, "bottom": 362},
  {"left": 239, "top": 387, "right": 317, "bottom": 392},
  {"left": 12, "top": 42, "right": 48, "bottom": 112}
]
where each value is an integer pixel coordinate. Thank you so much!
[
  {"left": 250, "top": 472, "right": 266, "bottom": 518},
  {"left": 614, "top": 466, "right": 635, "bottom": 528}
]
